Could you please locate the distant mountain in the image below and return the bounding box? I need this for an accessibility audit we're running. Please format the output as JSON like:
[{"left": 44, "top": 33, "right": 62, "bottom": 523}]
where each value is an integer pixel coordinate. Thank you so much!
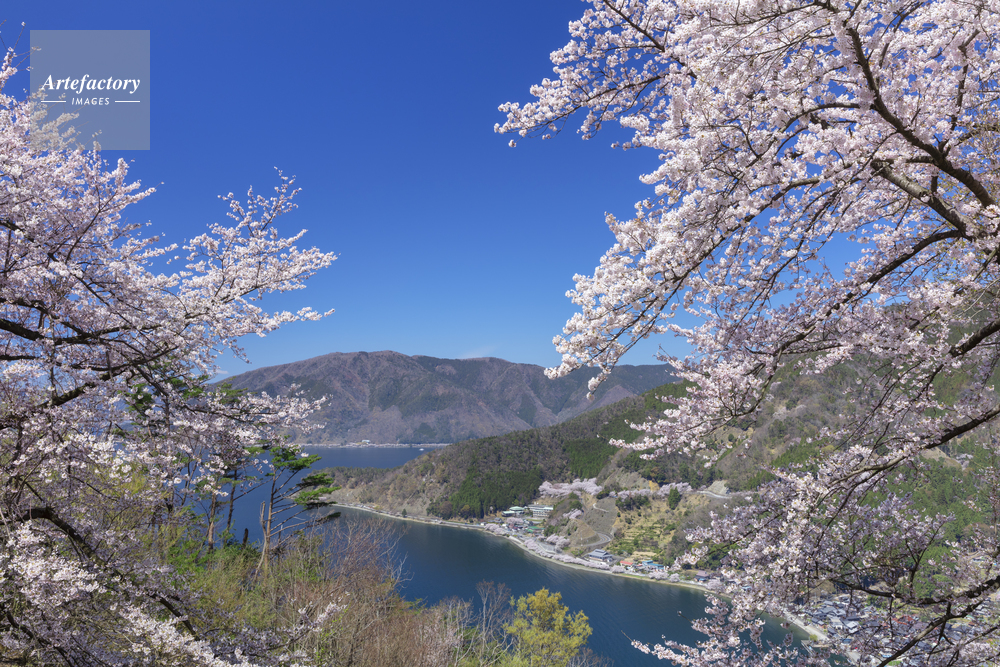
[{"left": 222, "top": 351, "right": 674, "bottom": 444}]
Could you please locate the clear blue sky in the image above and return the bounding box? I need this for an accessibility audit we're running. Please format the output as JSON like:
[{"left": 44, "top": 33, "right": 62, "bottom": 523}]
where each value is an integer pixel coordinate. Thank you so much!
[{"left": 5, "top": 1, "right": 681, "bottom": 377}]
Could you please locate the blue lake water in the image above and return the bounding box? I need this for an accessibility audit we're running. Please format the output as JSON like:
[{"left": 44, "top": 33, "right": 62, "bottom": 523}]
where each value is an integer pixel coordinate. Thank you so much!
[
  {"left": 307, "top": 445, "right": 432, "bottom": 470},
  {"left": 227, "top": 446, "right": 803, "bottom": 665},
  {"left": 223, "top": 446, "right": 434, "bottom": 545}
]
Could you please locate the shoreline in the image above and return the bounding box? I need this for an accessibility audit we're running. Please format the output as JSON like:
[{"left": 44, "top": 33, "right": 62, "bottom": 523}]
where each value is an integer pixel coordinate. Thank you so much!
[
  {"left": 306, "top": 443, "right": 450, "bottom": 449},
  {"left": 324, "top": 502, "right": 829, "bottom": 643}
]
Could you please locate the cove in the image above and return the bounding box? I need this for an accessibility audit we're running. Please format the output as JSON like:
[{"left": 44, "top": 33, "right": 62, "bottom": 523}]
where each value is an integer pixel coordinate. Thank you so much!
[
  {"left": 237, "top": 446, "right": 805, "bottom": 664},
  {"left": 333, "top": 504, "right": 768, "bottom": 665}
]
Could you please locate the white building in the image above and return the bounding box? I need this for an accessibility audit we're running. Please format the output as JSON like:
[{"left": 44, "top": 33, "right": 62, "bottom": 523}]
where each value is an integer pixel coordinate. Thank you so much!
[{"left": 527, "top": 504, "right": 553, "bottom": 519}]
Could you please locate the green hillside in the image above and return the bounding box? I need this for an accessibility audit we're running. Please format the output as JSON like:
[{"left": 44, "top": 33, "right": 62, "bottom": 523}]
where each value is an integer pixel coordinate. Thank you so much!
[{"left": 309, "top": 365, "right": 990, "bottom": 570}]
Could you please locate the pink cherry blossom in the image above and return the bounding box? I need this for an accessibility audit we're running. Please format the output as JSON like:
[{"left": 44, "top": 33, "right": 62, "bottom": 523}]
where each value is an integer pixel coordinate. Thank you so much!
[
  {"left": 0, "top": 47, "right": 335, "bottom": 665},
  {"left": 501, "top": 1, "right": 1000, "bottom": 665}
]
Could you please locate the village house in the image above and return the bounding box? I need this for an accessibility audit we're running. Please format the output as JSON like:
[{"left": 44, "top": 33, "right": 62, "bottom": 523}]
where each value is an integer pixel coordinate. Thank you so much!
[
  {"left": 587, "top": 549, "right": 615, "bottom": 563},
  {"left": 527, "top": 504, "right": 553, "bottom": 519}
]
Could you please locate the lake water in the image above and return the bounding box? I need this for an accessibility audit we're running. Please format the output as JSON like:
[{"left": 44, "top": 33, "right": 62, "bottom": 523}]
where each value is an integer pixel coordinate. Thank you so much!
[
  {"left": 307, "top": 445, "right": 433, "bottom": 471},
  {"left": 229, "top": 446, "right": 804, "bottom": 665},
  {"left": 224, "top": 445, "right": 436, "bottom": 545}
]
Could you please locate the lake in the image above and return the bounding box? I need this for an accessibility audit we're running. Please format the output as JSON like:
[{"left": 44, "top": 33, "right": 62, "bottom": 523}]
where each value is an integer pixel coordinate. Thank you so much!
[{"left": 230, "top": 446, "right": 804, "bottom": 664}]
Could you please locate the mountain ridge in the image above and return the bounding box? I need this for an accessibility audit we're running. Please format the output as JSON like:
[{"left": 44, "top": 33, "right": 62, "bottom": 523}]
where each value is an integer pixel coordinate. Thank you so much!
[{"left": 222, "top": 350, "right": 674, "bottom": 444}]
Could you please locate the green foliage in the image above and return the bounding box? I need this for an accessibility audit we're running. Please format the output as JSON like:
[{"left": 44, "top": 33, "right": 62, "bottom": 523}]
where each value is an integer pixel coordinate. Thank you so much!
[
  {"left": 644, "top": 381, "right": 693, "bottom": 411},
  {"left": 566, "top": 494, "right": 583, "bottom": 512},
  {"left": 667, "top": 487, "right": 681, "bottom": 510},
  {"left": 447, "top": 465, "right": 544, "bottom": 518},
  {"left": 615, "top": 494, "right": 650, "bottom": 511},
  {"left": 562, "top": 438, "right": 616, "bottom": 478},
  {"left": 506, "top": 589, "right": 592, "bottom": 667},
  {"left": 269, "top": 445, "right": 321, "bottom": 475},
  {"left": 299, "top": 472, "right": 336, "bottom": 488},
  {"left": 332, "top": 381, "right": 687, "bottom": 518},
  {"left": 738, "top": 469, "right": 777, "bottom": 490},
  {"left": 295, "top": 486, "right": 341, "bottom": 507},
  {"left": 622, "top": 449, "right": 715, "bottom": 488},
  {"left": 880, "top": 457, "right": 987, "bottom": 544},
  {"left": 587, "top": 382, "right": 692, "bottom": 445},
  {"left": 295, "top": 471, "right": 342, "bottom": 508},
  {"left": 770, "top": 441, "right": 821, "bottom": 470}
]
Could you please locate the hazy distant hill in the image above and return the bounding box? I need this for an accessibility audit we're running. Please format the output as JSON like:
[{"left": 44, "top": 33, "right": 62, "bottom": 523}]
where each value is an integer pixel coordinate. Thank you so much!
[{"left": 222, "top": 351, "right": 674, "bottom": 444}]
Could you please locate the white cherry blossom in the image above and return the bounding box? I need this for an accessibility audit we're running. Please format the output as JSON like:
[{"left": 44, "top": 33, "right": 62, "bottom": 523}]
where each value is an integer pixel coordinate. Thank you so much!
[
  {"left": 0, "top": 47, "right": 334, "bottom": 666},
  {"left": 502, "top": 1, "right": 1000, "bottom": 665}
]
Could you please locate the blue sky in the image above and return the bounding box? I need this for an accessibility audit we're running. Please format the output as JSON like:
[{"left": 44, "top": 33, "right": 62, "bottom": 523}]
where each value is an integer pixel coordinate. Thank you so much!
[{"left": 5, "top": 1, "right": 679, "bottom": 376}]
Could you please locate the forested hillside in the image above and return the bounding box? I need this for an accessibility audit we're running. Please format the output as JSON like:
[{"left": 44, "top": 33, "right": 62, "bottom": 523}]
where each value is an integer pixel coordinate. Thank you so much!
[
  {"left": 314, "top": 382, "right": 692, "bottom": 517},
  {"left": 313, "top": 364, "right": 990, "bottom": 571}
]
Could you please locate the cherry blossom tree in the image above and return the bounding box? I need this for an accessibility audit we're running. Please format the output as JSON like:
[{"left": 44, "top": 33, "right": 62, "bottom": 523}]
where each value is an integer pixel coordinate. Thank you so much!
[
  {"left": 500, "top": 1, "right": 1000, "bottom": 665},
  {"left": 0, "top": 46, "right": 337, "bottom": 666}
]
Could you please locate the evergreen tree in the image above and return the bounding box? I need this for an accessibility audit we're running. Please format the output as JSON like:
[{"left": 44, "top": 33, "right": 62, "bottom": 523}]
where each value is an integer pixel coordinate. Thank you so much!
[{"left": 506, "top": 588, "right": 591, "bottom": 667}]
